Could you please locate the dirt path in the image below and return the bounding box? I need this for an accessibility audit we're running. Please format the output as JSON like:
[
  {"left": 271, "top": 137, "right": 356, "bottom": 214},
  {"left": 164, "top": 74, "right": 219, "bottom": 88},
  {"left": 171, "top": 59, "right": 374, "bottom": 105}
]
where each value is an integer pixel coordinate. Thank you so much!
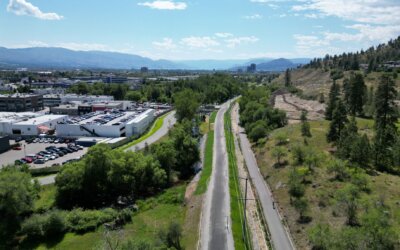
[
  {"left": 231, "top": 104, "right": 269, "bottom": 250},
  {"left": 274, "top": 94, "right": 325, "bottom": 124}
]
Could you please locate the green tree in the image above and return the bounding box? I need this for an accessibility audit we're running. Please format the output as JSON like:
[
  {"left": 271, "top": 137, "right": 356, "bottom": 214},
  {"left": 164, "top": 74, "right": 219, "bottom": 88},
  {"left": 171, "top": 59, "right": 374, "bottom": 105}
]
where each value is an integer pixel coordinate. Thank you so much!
[
  {"left": 308, "top": 223, "right": 332, "bottom": 250},
  {"left": 125, "top": 91, "right": 142, "bottom": 102},
  {"left": 300, "top": 110, "right": 312, "bottom": 137},
  {"left": 336, "top": 184, "right": 360, "bottom": 226},
  {"left": 0, "top": 167, "right": 38, "bottom": 241},
  {"left": 373, "top": 75, "right": 399, "bottom": 171},
  {"left": 173, "top": 89, "right": 200, "bottom": 122},
  {"left": 158, "top": 222, "right": 183, "bottom": 250},
  {"left": 325, "top": 81, "right": 340, "bottom": 120},
  {"left": 293, "top": 197, "right": 310, "bottom": 223},
  {"left": 361, "top": 207, "right": 398, "bottom": 249},
  {"left": 336, "top": 117, "right": 358, "bottom": 159},
  {"left": 151, "top": 141, "right": 177, "bottom": 182},
  {"left": 327, "top": 100, "right": 348, "bottom": 142},
  {"left": 327, "top": 159, "right": 349, "bottom": 181},
  {"left": 285, "top": 69, "right": 291, "bottom": 87},
  {"left": 350, "top": 134, "right": 371, "bottom": 167},
  {"left": 271, "top": 146, "right": 287, "bottom": 166},
  {"left": 288, "top": 168, "right": 305, "bottom": 198},
  {"left": 346, "top": 74, "right": 367, "bottom": 116}
]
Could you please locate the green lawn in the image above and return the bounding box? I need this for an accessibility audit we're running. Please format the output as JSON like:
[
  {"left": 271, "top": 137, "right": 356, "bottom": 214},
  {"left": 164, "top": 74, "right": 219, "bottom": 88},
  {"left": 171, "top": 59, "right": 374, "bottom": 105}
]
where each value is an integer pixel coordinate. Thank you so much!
[
  {"left": 118, "top": 111, "right": 172, "bottom": 151},
  {"left": 31, "top": 185, "right": 188, "bottom": 250},
  {"left": 209, "top": 111, "right": 217, "bottom": 123},
  {"left": 195, "top": 130, "right": 214, "bottom": 195},
  {"left": 224, "top": 106, "right": 252, "bottom": 250},
  {"left": 34, "top": 184, "right": 56, "bottom": 212}
]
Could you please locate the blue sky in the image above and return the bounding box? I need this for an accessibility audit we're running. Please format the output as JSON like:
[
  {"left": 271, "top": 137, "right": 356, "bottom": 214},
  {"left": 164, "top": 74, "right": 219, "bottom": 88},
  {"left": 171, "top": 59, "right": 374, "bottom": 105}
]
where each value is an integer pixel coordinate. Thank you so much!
[{"left": 1, "top": 0, "right": 399, "bottom": 60}]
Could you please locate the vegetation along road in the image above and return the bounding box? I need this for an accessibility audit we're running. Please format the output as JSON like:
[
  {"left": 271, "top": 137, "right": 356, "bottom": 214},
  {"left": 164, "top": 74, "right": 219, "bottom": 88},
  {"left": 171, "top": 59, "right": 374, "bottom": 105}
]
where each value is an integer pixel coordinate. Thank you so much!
[
  {"left": 200, "top": 99, "right": 234, "bottom": 250},
  {"left": 233, "top": 103, "right": 294, "bottom": 250}
]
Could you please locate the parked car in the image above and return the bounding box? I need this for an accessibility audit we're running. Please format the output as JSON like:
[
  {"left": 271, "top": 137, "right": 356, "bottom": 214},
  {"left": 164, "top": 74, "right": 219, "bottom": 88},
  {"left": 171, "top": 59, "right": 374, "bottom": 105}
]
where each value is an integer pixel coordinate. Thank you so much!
[
  {"left": 23, "top": 157, "right": 33, "bottom": 163},
  {"left": 34, "top": 159, "right": 45, "bottom": 164},
  {"left": 15, "top": 137, "right": 23, "bottom": 142},
  {"left": 13, "top": 146, "right": 22, "bottom": 150}
]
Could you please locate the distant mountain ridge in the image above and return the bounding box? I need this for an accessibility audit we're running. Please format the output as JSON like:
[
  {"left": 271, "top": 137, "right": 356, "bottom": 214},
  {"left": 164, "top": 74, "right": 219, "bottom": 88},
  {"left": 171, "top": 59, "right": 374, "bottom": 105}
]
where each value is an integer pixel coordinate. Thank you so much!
[
  {"left": 0, "top": 47, "right": 184, "bottom": 70},
  {"left": 0, "top": 46, "right": 310, "bottom": 70},
  {"left": 231, "top": 58, "right": 310, "bottom": 72}
]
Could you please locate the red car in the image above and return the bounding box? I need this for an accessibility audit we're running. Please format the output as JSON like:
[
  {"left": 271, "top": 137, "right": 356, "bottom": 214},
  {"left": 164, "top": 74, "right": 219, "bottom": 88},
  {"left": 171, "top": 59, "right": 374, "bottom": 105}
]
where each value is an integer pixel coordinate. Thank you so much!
[
  {"left": 13, "top": 146, "right": 22, "bottom": 150},
  {"left": 23, "top": 157, "right": 33, "bottom": 163}
]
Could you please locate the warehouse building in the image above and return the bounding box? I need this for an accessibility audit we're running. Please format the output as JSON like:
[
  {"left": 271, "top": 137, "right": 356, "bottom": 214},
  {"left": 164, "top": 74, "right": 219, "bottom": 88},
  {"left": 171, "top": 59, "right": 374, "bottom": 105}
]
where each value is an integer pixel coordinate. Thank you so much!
[{"left": 56, "top": 109, "right": 155, "bottom": 138}]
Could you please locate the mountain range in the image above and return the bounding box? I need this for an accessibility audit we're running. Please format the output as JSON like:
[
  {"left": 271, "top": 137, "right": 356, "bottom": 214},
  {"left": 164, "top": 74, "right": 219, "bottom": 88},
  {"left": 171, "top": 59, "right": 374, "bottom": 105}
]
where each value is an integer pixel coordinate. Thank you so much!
[{"left": 0, "top": 47, "right": 310, "bottom": 71}]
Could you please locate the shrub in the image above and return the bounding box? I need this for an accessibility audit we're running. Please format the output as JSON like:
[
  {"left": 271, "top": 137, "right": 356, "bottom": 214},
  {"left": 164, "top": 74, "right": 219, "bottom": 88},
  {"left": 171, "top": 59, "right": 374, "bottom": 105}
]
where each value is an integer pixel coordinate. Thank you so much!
[
  {"left": 20, "top": 210, "right": 66, "bottom": 239},
  {"left": 66, "top": 208, "right": 118, "bottom": 233}
]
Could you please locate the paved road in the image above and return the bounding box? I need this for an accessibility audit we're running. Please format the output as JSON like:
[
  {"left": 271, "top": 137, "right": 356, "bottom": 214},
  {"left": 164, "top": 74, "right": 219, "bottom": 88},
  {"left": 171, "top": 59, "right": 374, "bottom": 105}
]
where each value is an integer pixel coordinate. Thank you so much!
[
  {"left": 125, "top": 111, "right": 176, "bottom": 152},
  {"left": 37, "top": 174, "right": 57, "bottom": 185},
  {"left": 233, "top": 104, "right": 294, "bottom": 250},
  {"left": 200, "top": 100, "right": 234, "bottom": 250}
]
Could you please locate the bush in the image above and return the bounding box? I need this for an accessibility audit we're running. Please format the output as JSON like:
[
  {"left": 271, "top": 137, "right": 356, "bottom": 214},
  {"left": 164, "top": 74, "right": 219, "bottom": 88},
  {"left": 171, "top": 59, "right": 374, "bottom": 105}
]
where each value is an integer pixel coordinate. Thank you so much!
[
  {"left": 66, "top": 208, "right": 118, "bottom": 233},
  {"left": 20, "top": 210, "right": 66, "bottom": 239}
]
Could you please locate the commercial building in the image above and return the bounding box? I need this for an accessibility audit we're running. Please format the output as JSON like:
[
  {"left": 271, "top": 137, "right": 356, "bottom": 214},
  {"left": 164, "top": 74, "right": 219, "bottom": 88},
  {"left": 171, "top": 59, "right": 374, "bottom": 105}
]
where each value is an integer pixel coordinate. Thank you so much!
[
  {"left": 11, "top": 115, "right": 68, "bottom": 136},
  {"left": 0, "top": 112, "right": 40, "bottom": 136},
  {"left": 43, "top": 94, "right": 114, "bottom": 107},
  {"left": 50, "top": 104, "right": 79, "bottom": 116},
  {"left": 0, "top": 94, "right": 44, "bottom": 112},
  {"left": 56, "top": 109, "right": 155, "bottom": 138}
]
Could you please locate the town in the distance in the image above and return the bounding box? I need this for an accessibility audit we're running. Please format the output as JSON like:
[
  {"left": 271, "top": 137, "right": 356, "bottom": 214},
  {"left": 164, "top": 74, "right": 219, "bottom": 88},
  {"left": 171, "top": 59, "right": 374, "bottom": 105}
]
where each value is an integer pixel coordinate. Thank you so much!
[{"left": 0, "top": 0, "right": 400, "bottom": 249}]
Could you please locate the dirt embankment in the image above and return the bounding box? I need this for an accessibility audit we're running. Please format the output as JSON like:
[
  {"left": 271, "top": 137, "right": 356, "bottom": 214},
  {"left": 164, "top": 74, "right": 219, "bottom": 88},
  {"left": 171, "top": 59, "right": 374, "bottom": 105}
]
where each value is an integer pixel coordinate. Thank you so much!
[{"left": 274, "top": 94, "right": 326, "bottom": 124}]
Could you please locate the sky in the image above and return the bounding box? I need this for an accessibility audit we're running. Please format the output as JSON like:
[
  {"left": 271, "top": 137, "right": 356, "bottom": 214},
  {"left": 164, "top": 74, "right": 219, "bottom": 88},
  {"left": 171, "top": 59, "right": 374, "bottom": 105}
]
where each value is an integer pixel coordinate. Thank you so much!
[{"left": 0, "top": 0, "right": 399, "bottom": 60}]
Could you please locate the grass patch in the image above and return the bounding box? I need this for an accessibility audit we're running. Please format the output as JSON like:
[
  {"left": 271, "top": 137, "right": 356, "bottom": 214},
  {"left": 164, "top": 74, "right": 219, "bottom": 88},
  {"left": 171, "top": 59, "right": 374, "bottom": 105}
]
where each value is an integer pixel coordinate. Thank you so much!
[
  {"left": 224, "top": 106, "right": 252, "bottom": 250},
  {"left": 34, "top": 184, "right": 56, "bottom": 212},
  {"left": 31, "top": 185, "right": 189, "bottom": 250},
  {"left": 119, "top": 111, "right": 171, "bottom": 151},
  {"left": 209, "top": 111, "right": 217, "bottom": 123},
  {"left": 254, "top": 118, "right": 400, "bottom": 249},
  {"left": 195, "top": 130, "right": 214, "bottom": 195}
]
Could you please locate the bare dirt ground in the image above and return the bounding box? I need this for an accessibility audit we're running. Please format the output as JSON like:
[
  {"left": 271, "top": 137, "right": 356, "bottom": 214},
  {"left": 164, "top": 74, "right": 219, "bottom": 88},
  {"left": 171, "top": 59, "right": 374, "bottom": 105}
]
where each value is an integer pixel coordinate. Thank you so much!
[
  {"left": 232, "top": 104, "right": 269, "bottom": 250},
  {"left": 274, "top": 94, "right": 326, "bottom": 124}
]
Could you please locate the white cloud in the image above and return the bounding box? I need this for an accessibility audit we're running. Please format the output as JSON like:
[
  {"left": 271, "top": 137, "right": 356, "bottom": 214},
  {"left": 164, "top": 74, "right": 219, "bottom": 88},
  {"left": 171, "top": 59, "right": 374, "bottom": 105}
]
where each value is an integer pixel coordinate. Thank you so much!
[
  {"left": 7, "top": 0, "right": 63, "bottom": 20},
  {"left": 244, "top": 14, "right": 263, "bottom": 20},
  {"left": 292, "top": 0, "right": 400, "bottom": 25},
  {"left": 226, "top": 36, "right": 259, "bottom": 48},
  {"left": 180, "top": 36, "right": 220, "bottom": 48},
  {"left": 152, "top": 38, "right": 177, "bottom": 50},
  {"left": 215, "top": 32, "right": 234, "bottom": 38},
  {"left": 138, "top": 0, "right": 187, "bottom": 10}
]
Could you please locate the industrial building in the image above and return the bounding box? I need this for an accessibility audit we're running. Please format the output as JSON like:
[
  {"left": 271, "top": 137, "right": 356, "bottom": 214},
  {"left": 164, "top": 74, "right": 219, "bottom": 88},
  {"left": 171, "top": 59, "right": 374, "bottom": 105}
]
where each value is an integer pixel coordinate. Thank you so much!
[
  {"left": 0, "top": 94, "right": 44, "bottom": 112},
  {"left": 56, "top": 109, "right": 155, "bottom": 138}
]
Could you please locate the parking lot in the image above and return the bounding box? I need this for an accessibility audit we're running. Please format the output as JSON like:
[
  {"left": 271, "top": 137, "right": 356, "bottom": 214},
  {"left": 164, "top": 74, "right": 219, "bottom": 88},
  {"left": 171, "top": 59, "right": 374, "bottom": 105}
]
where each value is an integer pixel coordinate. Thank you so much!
[{"left": 0, "top": 139, "right": 88, "bottom": 169}]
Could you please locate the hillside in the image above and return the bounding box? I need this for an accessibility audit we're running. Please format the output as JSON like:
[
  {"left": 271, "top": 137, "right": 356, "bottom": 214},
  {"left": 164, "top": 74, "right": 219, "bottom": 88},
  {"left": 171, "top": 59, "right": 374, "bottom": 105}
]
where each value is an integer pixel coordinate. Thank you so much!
[{"left": 254, "top": 120, "right": 400, "bottom": 249}]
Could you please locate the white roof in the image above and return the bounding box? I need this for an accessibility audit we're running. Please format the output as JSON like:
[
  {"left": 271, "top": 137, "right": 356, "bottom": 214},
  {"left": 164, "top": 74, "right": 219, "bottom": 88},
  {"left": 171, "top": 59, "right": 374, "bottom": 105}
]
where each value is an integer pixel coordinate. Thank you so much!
[
  {"left": 127, "top": 109, "right": 154, "bottom": 124},
  {"left": 14, "top": 115, "right": 67, "bottom": 125},
  {"left": 0, "top": 112, "right": 39, "bottom": 123}
]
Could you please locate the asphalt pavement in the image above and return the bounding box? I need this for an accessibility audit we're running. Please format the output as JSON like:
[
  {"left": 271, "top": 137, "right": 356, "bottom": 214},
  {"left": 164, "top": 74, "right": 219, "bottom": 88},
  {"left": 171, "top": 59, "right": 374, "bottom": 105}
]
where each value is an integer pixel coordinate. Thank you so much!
[
  {"left": 200, "top": 100, "right": 234, "bottom": 250},
  {"left": 124, "top": 111, "right": 176, "bottom": 152},
  {"left": 233, "top": 104, "right": 294, "bottom": 250}
]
